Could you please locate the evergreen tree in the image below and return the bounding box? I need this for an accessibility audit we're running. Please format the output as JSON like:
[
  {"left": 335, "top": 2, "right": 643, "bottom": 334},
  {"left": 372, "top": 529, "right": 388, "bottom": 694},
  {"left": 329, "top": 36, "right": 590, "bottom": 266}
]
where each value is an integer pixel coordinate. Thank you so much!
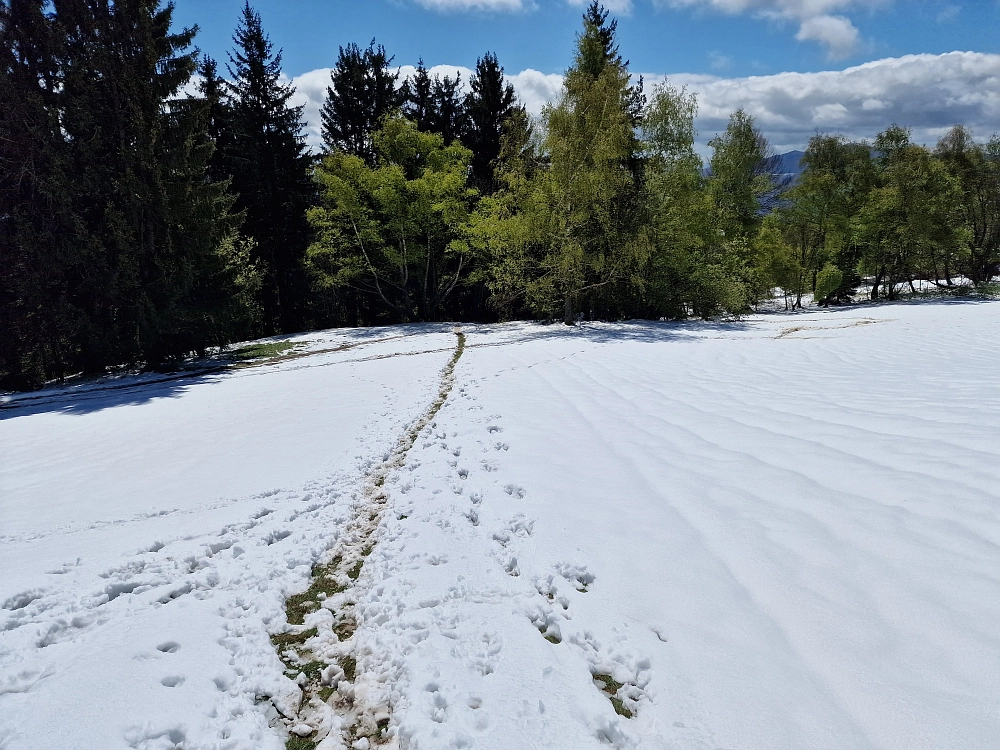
[
  {"left": 464, "top": 52, "right": 523, "bottom": 194},
  {"left": 401, "top": 63, "right": 467, "bottom": 146},
  {"left": 224, "top": 1, "right": 313, "bottom": 334},
  {"left": 57, "top": 0, "right": 245, "bottom": 369},
  {"left": 486, "top": 2, "right": 647, "bottom": 324},
  {"left": 321, "top": 40, "right": 400, "bottom": 164},
  {"left": 400, "top": 59, "right": 434, "bottom": 131},
  {"left": 430, "top": 71, "right": 466, "bottom": 146},
  {"left": 0, "top": 0, "right": 77, "bottom": 388},
  {"left": 197, "top": 54, "right": 232, "bottom": 184}
]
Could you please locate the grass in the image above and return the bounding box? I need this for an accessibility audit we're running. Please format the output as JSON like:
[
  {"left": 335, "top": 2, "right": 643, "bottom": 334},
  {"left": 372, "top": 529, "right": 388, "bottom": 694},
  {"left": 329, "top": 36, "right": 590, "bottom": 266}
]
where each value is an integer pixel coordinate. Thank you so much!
[
  {"left": 228, "top": 341, "right": 298, "bottom": 361},
  {"left": 340, "top": 655, "right": 357, "bottom": 681},
  {"left": 594, "top": 673, "right": 634, "bottom": 718},
  {"left": 270, "top": 627, "right": 318, "bottom": 653},
  {"left": 285, "top": 736, "right": 317, "bottom": 750},
  {"left": 299, "top": 660, "right": 326, "bottom": 680},
  {"left": 284, "top": 573, "right": 345, "bottom": 625}
]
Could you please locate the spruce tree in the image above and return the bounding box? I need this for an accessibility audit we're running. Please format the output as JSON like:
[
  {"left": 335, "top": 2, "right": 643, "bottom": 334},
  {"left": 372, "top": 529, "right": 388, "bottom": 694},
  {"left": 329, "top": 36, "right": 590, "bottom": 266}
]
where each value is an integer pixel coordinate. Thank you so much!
[
  {"left": 0, "top": 0, "right": 77, "bottom": 388},
  {"left": 430, "top": 72, "right": 466, "bottom": 146},
  {"left": 224, "top": 1, "right": 313, "bottom": 334},
  {"left": 54, "top": 0, "right": 244, "bottom": 370},
  {"left": 464, "top": 52, "right": 523, "bottom": 194},
  {"left": 320, "top": 40, "right": 400, "bottom": 164},
  {"left": 400, "top": 59, "right": 434, "bottom": 131}
]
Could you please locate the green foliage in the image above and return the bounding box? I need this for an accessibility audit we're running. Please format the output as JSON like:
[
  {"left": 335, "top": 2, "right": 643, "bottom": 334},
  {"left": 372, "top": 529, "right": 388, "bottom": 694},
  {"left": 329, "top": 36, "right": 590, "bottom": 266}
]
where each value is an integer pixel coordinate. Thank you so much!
[
  {"left": 856, "top": 126, "right": 966, "bottom": 300},
  {"left": 224, "top": 2, "right": 313, "bottom": 334},
  {"left": 321, "top": 40, "right": 401, "bottom": 163},
  {"left": 307, "top": 116, "right": 480, "bottom": 323},
  {"left": 814, "top": 263, "right": 844, "bottom": 305},
  {"left": 484, "top": 2, "right": 647, "bottom": 324},
  {"left": 0, "top": 0, "right": 253, "bottom": 389}
]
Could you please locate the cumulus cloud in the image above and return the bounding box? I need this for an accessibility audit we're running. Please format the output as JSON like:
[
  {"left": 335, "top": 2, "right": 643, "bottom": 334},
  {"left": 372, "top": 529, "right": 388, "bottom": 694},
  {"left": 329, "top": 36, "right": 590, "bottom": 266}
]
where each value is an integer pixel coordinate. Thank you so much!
[
  {"left": 286, "top": 52, "right": 1000, "bottom": 156},
  {"left": 652, "top": 52, "right": 1000, "bottom": 153},
  {"left": 566, "top": 0, "right": 634, "bottom": 13},
  {"left": 658, "top": 0, "right": 891, "bottom": 57}
]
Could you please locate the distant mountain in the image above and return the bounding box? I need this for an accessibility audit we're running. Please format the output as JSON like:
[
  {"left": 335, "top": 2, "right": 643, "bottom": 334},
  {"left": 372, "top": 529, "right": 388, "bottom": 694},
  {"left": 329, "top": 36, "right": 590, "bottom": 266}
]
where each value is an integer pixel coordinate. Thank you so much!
[
  {"left": 701, "top": 150, "right": 806, "bottom": 185},
  {"left": 774, "top": 150, "right": 806, "bottom": 184}
]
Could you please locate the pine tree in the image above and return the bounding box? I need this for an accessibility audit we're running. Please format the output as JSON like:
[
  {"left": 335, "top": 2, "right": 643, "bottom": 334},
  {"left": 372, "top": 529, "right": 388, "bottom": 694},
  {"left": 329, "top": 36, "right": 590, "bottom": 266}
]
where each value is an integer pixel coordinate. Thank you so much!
[
  {"left": 54, "top": 0, "right": 245, "bottom": 369},
  {"left": 401, "top": 62, "right": 466, "bottom": 147},
  {"left": 224, "top": 1, "right": 313, "bottom": 334},
  {"left": 464, "top": 52, "right": 523, "bottom": 194},
  {"left": 485, "top": 2, "right": 647, "bottom": 324},
  {"left": 431, "top": 72, "right": 466, "bottom": 146},
  {"left": 400, "top": 59, "right": 434, "bottom": 131},
  {"left": 198, "top": 54, "right": 232, "bottom": 184},
  {"left": 321, "top": 40, "right": 400, "bottom": 164},
  {"left": 0, "top": 0, "right": 78, "bottom": 388}
]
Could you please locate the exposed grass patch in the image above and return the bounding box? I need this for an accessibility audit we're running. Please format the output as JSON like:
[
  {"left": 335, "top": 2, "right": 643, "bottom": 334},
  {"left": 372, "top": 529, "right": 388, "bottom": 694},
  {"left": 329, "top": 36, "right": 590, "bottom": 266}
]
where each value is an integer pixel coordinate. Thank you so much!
[
  {"left": 300, "top": 660, "right": 325, "bottom": 680},
  {"left": 340, "top": 655, "right": 357, "bottom": 682},
  {"left": 593, "top": 673, "right": 624, "bottom": 693},
  {"left": 229, "top": 341, "right": 299, "bottom": 361},
  {"left": 594, "top": 673, "right": 633, "bottom": 718},
  {"left": 346, "top": 560, "right": 363, "bottom": 580},
  {"left": 285, "top": 573, "right": 345, "bottom": 625},
  {"left": 270, "top": 627, "right": 318, "bottom": 653},
  {"left": 609, "top": 695, "right": 633, "bottom": 719},
  {"left": 285, "top": 736, "right": 317, "bottom": 750}
]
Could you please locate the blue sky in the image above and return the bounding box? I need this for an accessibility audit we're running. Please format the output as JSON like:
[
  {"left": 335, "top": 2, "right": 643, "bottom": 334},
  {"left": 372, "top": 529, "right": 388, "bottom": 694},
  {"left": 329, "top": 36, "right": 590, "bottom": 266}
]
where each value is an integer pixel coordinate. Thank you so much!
[
  {"left": 172, "top": 0, "right": 999, "bottom": 79},
  {"left": 169, "top": 1, "right": 1000, "bottom": 153}
]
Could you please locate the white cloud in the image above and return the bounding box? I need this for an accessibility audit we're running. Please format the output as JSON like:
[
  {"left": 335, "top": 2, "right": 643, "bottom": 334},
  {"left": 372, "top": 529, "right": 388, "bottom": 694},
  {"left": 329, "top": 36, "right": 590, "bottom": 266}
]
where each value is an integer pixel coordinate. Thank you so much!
[
  {"left": 651, "top": 51, "right": 1000, "bottom": 153},
  {"left": 657, "top": 0, "right": 891, "bottom": 57},
  {"left": 795, "top": 14, "right": 857, "bottom": 58},
  {"left": 413, "top": 0, "right": 528, "bottom": 10},
  {"left": 287, "top": 52, "right": 1000, "bottom": 156},
  {"left": 508, "top": 69, "right": 565, "bottom": 114},
  {"left": 566, "top": 0, "right": 634, "bottom": 13}
]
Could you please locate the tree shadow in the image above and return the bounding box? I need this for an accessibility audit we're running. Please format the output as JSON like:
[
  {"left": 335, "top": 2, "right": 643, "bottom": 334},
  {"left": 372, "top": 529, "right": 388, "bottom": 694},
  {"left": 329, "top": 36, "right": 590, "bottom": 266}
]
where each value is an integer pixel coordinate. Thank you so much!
[{"left": 0, "top": 365, "right": 232, "bottom": 420}]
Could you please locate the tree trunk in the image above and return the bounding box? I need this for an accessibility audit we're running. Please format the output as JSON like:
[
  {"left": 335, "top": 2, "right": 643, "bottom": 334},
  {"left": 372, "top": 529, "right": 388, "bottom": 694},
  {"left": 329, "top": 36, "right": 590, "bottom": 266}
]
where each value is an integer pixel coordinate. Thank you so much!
[
  {"left": 871, "top": 266, "right": 885, "bottom": 301},
  {"left": 563, "top": 294, "right": 574, "bottom": 326}
]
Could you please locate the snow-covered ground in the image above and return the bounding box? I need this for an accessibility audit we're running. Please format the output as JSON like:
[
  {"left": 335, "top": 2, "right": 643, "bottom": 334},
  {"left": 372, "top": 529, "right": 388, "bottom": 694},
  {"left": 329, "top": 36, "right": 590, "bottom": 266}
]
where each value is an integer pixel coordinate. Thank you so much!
[{"left": 3, "top": 300, "right": 999, "bottom": 750}]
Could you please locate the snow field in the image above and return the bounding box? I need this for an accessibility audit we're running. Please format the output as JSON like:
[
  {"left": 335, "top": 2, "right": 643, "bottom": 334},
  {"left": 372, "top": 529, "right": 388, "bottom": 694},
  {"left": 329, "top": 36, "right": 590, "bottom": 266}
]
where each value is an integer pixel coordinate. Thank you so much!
[
  {"left": 2, "top": 301, "right": 999, "bottom": 750},
  {"left": 0, "top": 327, "right": 456, "bottom": 749},
  {"left": 348, "top": 301, "right": 1000, "bottom": 750}
]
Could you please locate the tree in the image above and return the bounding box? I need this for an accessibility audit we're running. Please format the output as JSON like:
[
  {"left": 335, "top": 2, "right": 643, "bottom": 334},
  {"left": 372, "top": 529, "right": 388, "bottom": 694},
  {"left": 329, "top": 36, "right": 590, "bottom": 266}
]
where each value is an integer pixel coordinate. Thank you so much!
[
  {"left": 307, "top": 116, "right": 480, "bottom": 323},
  {"left": 487, "top": 2, "right": 647, "bottom": 324},
  {"left": 935, "top": 125, "right": 1000, "bottom": 285},
  {"left": 707, "top": 109, "right": 783, "bottom": 240},
  {"left": 642, "top": 82, "right": 750, "bottom": 318},
  {"left": 0, "top": 0, "right": 253, "bottom": 388},
  {"left": 0, "top": 0, "right": 77, "bottom": 387},
  {"left": 775, "top": 134, "right": 874, "bottom": 307},
  {"left": 321, "top": 40, "right": 400, "bottom": 164},
  {"left": 464, "top": 52, "right": 523, "bottom": 194},
  {"left": 856, "top": 126, "right": 965, "bottom": 299},
  {"left": 224, "top": 1, "right": 313, "bottom": 334},
  {"left": 400, "top": 59, "right": 434, "bottom": 132}
]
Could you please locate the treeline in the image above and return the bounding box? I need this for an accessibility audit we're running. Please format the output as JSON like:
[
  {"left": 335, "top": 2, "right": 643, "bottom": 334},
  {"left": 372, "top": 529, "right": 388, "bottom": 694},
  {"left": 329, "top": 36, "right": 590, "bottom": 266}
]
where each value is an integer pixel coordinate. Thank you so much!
[{"left": 3, "top": 1, "right": 998, "bottom": 389}]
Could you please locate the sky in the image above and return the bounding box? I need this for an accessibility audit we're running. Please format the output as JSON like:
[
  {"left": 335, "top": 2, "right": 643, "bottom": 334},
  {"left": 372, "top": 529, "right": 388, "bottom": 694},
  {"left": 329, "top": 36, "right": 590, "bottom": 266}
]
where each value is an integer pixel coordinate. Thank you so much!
[{"left": 170, "top": 0, "right": 1000, "bottom": 154}]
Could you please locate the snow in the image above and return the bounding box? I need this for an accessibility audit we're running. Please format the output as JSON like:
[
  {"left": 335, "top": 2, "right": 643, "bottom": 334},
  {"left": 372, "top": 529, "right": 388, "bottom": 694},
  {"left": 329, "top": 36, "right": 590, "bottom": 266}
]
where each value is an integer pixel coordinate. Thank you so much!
[{"left": 3, "top": 301, "right": 1000, "bottom": 750}]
